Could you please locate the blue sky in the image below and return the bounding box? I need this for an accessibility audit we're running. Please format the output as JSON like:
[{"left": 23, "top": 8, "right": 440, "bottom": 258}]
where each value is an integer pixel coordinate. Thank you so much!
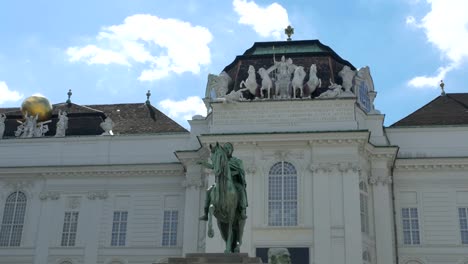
[{"left": 0, "top": 0, "right": 467, "bottom": 127}]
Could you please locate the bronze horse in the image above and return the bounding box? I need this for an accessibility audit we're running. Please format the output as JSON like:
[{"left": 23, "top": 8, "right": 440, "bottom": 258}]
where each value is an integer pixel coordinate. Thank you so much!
[{"left": 207, "top": 143, "right": 245, "bottom": 253}]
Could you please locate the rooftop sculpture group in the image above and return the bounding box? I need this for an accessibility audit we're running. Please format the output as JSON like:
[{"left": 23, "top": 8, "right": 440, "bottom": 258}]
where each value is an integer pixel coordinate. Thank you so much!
[{"left": 206, "top": 54, "right": 375, "bottom": 104}]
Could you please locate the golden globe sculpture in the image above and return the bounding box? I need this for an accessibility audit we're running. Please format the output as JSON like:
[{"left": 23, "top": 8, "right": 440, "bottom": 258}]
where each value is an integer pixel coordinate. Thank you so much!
[{"left": 20, "top": 95, "right": 53, "bottom": 122}]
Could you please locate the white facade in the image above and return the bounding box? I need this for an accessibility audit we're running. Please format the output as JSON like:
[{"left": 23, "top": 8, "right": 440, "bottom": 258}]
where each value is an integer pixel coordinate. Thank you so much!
[{"left": 1, "top": 42, "right": 468, "bottom": 264}]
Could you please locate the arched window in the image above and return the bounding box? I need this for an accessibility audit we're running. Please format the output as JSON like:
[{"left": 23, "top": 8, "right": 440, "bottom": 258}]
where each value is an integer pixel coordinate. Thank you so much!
[
  {"left": 0, "top": 191, "right": 27, "bottom": 246},
  {"left": 268, "top": 161, "right": 297, "bottom": 226},
  {"left": 360, "top": 181, "right": 369, "bottom": 234}
]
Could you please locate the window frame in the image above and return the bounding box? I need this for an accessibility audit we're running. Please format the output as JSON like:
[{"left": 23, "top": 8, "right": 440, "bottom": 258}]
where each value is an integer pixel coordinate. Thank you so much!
[
  {"left": 401, "top": 207, "right": 421, "bottom": 245},
  {"left": 458, "top": 207, "right": 468, "bottom": 245},
  {"left": 161, "top": 210, "right": 178, "bottom": 247},
  {"left": 111, "top": 211, "right": 128, "bottom": 247},
  {"left": 0, "top": 191, "right": 27, "bottom": 247},
  {"left": 61, "top": 211, "right": 79, "bottom": 247},
  {"left": 267, "top": 161, "right": 298, "bottom": 227}
]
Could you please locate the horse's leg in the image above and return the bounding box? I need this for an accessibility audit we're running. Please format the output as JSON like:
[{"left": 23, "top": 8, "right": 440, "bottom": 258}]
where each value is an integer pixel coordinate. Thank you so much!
[
  {"left": 225, "top": 219, "right": 233, "bottom": 253},
  {"left": 207, "top": 205, "right": 214, "bottom": 238}
]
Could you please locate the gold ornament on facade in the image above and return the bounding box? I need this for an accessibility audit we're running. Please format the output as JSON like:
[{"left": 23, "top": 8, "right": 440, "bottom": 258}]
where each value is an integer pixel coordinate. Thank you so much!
[{"left": 20, "top": 95, "right": 53, "bottom": 122}]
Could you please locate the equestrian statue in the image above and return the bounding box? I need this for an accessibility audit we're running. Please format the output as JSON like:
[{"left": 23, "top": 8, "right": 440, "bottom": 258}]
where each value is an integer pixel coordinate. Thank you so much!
[{"left": 198, "top": 142, "right": 248, "bottom": 253}]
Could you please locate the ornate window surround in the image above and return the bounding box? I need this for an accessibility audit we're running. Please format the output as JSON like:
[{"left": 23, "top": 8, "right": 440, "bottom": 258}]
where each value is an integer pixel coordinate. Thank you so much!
[
  {"left": 0, "top": 191, "right": 27, "bottom": 247},
  {"left": 266, "top": 161, "right": 299, "bottom": 227}
]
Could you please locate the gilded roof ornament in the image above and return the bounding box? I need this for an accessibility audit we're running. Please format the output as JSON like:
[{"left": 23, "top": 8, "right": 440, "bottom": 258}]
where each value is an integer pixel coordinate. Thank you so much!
[{"left": 285, "top": 25, "right": 294, "bottom": 41}]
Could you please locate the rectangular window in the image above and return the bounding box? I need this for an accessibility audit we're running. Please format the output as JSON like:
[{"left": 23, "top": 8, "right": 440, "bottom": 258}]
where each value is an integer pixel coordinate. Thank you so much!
[
  {"left": 111, "top": 211, "right": 128, "bottom": 246},
  {"left": 162, "top": 210, "right": 178, "bottom": 246},
  {"left": 360, "top": 193, "right": 369, "bottom": 234},
  {"left": 401, "top": 207, "right": 420, "bottom": 245},
  {"left": 61, "top": 212, "right": 79, "bottom": 247},
  {"left": 459, "top": 207, "right": 468, "bottom": 244}
]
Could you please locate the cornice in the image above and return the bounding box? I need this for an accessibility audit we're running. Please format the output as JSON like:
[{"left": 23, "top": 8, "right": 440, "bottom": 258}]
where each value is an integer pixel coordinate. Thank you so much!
[
  {"left": 0, "top": 163, "right": 185, "bottom": 178},
  {"left": 199, "top": 131, "right": 370, "bottom": 146},
  {"left": 395, "top": 157, "right": 468, "bottom": 171}
]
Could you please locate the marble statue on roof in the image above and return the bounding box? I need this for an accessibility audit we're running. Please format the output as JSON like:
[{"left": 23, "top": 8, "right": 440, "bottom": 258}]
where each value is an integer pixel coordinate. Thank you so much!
[
  {"left": 100, "top": 117, "right": 114, "bottom": 136},
  {"left": 318, "top": 79, "right": 343, "bottom": 98},
  {"left": 338, "top": 65, "right": 356, "bottom": 96},
  {"left": 206, "top": 71, "right": 232, "bottom": 99},
  {"left": 239, "top": 65, "right": 258, "bottom": 98},
  {"left": 0, "top": 113, "right": 6, "bottom": 139},
  {"left": 268, "top": 55, "right": 297, "bottom": 99},
  {"left": 306, "top": 64, "right": 321, "bottom": 97},
  {"left": 55, "top": 110, "right": 68, "bottom": 137},
  {"left": 258, "top": 67, "right": 273, "bottom": 99},
  {"left": 292, "top": 66, "right": 306, "bottom": 98}
]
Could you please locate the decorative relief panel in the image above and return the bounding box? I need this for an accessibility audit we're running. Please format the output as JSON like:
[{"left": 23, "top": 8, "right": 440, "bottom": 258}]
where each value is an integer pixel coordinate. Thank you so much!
[
  {"left": 87, "top": 190, "right": 109, "bottom": 200},
  {"left": 39, "top": 191, "right": 60, "bottom": 201}
]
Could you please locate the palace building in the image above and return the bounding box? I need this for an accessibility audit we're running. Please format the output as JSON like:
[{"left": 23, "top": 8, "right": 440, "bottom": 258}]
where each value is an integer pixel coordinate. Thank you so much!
[{"left": 0, "top": 39, "right": 467, "bottom": 264}]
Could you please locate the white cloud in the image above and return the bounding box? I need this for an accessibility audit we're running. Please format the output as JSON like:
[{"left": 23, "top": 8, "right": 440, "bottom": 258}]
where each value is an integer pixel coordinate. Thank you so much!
[
  {"left": 407, "top": 0, "right": 468, "bottom": 88},
  {"left": 158, "top": 96, "right": 206, "bottom": 121},
  {"left": 233, "top": 0, "right": 290, "bottom": 39},
  {"left": 0, "top": 81, "right": 23, "bottom": 105},
  {"left": 407, "top": 64, "right": 454, "bottom": 88},
  {"left": 67, "top": 14, "right": 213, "bottom": 81}
]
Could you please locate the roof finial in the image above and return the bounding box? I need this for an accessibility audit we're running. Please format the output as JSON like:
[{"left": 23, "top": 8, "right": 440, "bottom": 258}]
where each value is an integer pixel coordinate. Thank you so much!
[
  {"left": 285, "top": 25, "right": 294, "bottom": 41},
  {"left": 440, "top": 80, "right": 446, "bottom": 96},
  {"left": 146, "top": 90, "right": 151, "bottom": 105},
  {"left": 66, "top": 89, "right": 72, "bottom": 106}
]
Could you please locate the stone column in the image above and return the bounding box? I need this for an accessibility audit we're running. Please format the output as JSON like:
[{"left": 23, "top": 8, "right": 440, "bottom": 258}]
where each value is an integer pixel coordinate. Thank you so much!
[
  {"left": 182, "top": 165, "right": 203, "bottom": 255},
  {"left": 33, "top": 191, "right": 60, "bottom": 264},
  {"left": 83, "top": 191, "right": 108, "bottom": 264},
  {"left": 310, "top": 163, "right": 332, "bottom": 264},
  {"left": 370, "top": 164, "right": 395, "bottom": 264},
  {"left": 340, "top": 163, "right": 362, "bottom": 264}
]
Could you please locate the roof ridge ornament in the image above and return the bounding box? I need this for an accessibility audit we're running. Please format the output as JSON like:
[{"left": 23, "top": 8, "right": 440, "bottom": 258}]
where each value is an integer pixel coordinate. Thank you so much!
[
  {"left": 440, "top": 80, "right": 446, "bottom": 96},
  {"left": 66, "top": 89, "right": 72, "bottom": 107},
  {"left": 146, "top": 90, "right": 151, "bottom": 105},
  {"left": 285, "top": 25, "right": 294, "bottom": 41}
]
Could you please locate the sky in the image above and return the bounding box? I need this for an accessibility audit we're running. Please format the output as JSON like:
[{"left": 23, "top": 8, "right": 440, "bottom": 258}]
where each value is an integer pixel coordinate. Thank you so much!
[{"left": 0, "top": 0, "right": 467, "bottom": 127}]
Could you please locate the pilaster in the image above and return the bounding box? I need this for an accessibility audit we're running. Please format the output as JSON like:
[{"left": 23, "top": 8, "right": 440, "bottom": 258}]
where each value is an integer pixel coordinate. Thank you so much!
[
  {"left": 370, "top": 156, "right": 396, "bottom": 264},
  {"left": 83, "top": 191, "right": 108, "bottom": 264},
  {"left": 310, "top": 163, "right": 332, "bottom": 264},
  {"left": 340, "top": 163, "right": 362, "bottom": 264}
]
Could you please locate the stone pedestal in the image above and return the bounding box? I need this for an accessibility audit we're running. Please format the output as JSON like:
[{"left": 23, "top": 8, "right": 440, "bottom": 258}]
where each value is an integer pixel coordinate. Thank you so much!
[{"left": 169, "top": 253, "right": 263, "bottom": 264}]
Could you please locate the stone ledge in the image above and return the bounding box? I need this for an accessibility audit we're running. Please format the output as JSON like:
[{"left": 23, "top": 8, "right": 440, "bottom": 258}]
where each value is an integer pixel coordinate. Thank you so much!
[{"left": 169, "top": 253, "right": 262, "bottom": 264}]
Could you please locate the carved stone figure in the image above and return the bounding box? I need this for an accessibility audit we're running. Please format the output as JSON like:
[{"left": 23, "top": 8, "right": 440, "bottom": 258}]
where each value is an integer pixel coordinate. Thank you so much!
[
  {"left": 292, "top": 66, "right": 306, "bottom": 98},
  {"left": 15, "top": 112, "right": 38, "bottom": 138},
  {"left": 268, "top": 55, "right": 297, "bottom": 99},
  {"left": 338, "top": 65, "right": 356, "bottom": 94},
  {"left": 268, "top": 248, "right": 292, "bottom": 264},
  {"left": 198, "top": 142, "right": 247, "bottom": 253},
  {"left": 55, "top": 110, "right": 68, "bottom": 137},
  {"left": 0, "top": 113, "right": 6, "bottom": 139},
  {"left": 206, "top": 72, "right": 232, "bottom": 99},
  {"left": 318, "top": 79, "right": 342, "bottom": 98},
  {"left": 306, "top": 64, "right": 321, "bottom": 97},
  {"left": 224, "top": 90, "right": 245, "bottom": 102},
  {"left": 34, "top": 122, "right": 50, "bottom": 137},
  {"left": 100, "top": 117, "right": 114, "bottom": 136},
  {"left": 239, "top": 65, "right": 258, "bottom": 98},
  {"left": 258, "top": 67, "right": 273, "bottom": 99}
]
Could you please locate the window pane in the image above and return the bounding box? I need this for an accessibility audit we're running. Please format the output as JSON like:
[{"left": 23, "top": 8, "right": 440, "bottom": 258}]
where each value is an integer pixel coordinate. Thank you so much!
[
  {"left": 268, "top": 201, "right": 282, "bottom": 226},
  {"left": 0, "top": 192, "right": 27, "bottom": 247}
]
